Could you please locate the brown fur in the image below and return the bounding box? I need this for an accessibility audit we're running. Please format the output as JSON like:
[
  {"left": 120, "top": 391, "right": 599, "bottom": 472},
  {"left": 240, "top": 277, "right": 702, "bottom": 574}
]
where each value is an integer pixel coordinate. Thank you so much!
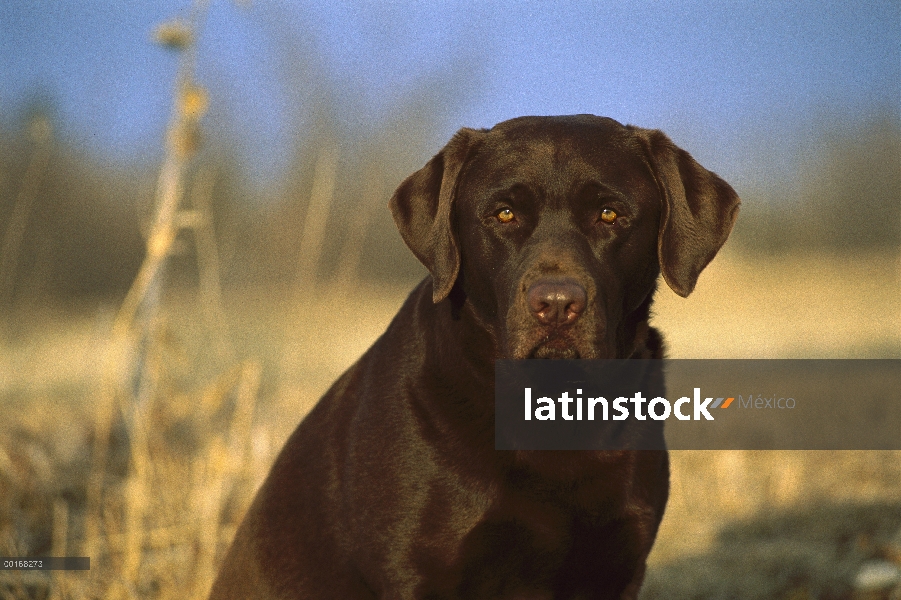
[{"left": 209, "top": 115, "right": 739, "bottom": 600}]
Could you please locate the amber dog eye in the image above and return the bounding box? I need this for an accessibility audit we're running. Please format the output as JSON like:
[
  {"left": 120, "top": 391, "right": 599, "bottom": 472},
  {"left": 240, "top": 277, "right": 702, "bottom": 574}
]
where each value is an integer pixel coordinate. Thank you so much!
[
  {"left": 599, "top": 208, "right": 617, "bottom": 224},
  {"left": 496, "top": 208, "right": 516, "bottom": 223}
]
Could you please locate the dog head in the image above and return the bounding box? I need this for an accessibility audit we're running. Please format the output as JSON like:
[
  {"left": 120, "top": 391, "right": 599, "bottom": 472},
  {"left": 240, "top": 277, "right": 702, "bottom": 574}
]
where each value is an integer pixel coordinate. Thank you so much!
[{"left": 390, "top": 115, "right": 740, "bottom": 359}]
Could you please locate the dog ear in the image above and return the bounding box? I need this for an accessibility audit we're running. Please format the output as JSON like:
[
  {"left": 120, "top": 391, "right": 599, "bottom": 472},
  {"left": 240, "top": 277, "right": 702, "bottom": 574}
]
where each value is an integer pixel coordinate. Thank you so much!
[
  {"left": 634, "top": 128, "right": 741, "bottom": 297},
  {"left": 389, "top": 127, "right": 483, "bottom": 303}
]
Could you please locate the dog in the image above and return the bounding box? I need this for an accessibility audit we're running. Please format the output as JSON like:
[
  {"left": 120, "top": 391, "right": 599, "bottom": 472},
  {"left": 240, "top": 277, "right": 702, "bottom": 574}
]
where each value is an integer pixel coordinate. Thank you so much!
[{"left": 209, "top": 114, "right": 740, "bottom": 600}]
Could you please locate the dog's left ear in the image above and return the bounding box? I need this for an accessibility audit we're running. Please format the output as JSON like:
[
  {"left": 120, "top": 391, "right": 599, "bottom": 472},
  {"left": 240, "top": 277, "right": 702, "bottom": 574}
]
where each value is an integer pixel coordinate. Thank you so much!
[
  {"left": 633, "top": 128, "right": 741, "bottom": 297},
  {"left": 389, "top": 127, "right": 484, "bottom": 303}
]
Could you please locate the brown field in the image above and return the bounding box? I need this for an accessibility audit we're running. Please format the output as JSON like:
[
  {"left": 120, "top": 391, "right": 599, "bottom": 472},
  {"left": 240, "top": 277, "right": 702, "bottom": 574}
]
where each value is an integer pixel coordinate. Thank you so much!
[{"left": 1, "top": 249, "right": 899, "bottom": 599}]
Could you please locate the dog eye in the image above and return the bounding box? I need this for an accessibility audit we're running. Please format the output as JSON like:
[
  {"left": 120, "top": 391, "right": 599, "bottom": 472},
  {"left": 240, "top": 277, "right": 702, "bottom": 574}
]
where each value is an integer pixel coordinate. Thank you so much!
[
  {"left": 599, "top": 208, "right": 617, "bottom": 224},
  {"left": 496, "top": 208, "right": 516, "bottom": 223}
]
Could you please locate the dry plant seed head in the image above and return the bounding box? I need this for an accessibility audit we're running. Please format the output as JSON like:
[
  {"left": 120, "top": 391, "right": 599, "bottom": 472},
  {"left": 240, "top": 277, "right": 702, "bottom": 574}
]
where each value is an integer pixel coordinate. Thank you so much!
[
  {"left": 153, "top": 20, "right": 193, "bottom": 50},
  {"left": 28, "top": 115, "right": 52, "bottom": 144},
  {"left": 179, "top": 85, "right": 209, "bottom": 120}
]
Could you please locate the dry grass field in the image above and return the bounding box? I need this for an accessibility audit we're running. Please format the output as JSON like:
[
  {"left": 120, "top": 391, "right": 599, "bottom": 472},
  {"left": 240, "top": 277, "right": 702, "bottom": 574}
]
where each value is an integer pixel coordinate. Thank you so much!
[{"left": 0, "top": 249, "right": 899, "bottom": 599}]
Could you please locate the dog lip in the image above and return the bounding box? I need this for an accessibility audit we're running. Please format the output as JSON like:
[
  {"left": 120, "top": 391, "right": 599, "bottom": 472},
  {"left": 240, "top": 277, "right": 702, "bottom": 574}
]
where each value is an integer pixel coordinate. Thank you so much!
[
  {"left": 506, "top": 328, "right": 590, "bottom": 359},
  {"left": 528, "top": 344, "right": 581, "bottom": 360}
]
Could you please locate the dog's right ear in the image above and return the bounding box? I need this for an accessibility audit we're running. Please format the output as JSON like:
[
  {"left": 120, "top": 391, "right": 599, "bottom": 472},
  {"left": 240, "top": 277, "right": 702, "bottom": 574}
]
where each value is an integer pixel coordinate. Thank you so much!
[{"left": 389, "top": 127, "right": 484, "bottom": 303}]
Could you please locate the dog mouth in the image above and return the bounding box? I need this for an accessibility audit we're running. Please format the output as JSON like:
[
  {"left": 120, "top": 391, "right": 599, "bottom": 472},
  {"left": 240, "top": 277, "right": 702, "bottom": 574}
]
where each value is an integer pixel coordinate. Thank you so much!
[
  {"left": 505, "top": 306, "right": 601, "bottom": 360},
  {"left": 529, "top": 346, "right": 580, "bottom": 359},
  {"left": 527, "top": 338, "right": 581, "bottom": 359}
]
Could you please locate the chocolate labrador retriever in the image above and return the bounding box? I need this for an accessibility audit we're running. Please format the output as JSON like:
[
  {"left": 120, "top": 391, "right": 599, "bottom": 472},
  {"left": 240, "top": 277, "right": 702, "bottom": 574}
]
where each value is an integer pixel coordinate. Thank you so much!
[{"left": 209, "top": 115, "right": 740, "bottom": 599}]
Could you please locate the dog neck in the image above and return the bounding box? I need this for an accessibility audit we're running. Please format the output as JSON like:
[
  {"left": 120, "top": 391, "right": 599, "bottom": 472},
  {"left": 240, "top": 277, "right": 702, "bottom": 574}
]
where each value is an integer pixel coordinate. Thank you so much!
[{"left": 621, "top": 285, "right": 665, "bottom": 360}]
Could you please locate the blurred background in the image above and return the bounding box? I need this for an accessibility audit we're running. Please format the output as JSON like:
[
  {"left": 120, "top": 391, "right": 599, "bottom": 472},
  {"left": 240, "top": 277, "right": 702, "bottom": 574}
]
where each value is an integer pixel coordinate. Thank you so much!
[{"left": 0, "top": 1, "right": 899, "bottom": 598}]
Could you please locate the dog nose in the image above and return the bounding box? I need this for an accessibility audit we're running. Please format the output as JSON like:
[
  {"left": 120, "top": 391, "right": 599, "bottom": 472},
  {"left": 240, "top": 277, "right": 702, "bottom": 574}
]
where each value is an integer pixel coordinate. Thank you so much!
[{"left": 527, "top": 280, "right": 587, "bottom": 325}]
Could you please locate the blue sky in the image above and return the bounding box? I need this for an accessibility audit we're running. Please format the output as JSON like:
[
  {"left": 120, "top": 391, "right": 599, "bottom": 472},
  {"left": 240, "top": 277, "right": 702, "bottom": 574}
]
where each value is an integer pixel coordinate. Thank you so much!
[{"left": 1, "top": 0, "right": 899, "bottom": 193}]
